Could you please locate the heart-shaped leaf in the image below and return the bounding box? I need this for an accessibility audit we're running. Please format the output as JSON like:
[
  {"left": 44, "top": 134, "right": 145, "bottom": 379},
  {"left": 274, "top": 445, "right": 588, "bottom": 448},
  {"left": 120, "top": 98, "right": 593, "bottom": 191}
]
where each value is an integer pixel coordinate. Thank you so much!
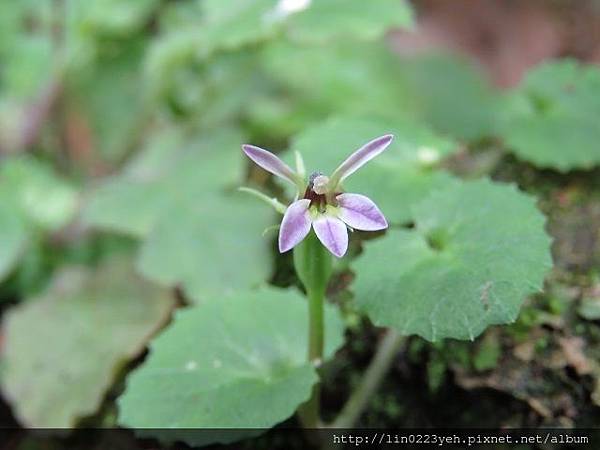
[
  {"left": 118, "top": 286, "right": 345, "bottom": 445},
  {"left": 353, "top": 179, "right": 552, "bottom": 341}
]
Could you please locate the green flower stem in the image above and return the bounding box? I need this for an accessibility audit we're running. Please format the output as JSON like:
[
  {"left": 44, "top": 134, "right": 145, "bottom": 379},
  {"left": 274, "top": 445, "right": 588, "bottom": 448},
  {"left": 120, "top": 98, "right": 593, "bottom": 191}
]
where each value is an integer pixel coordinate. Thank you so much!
[
  {"left": 331, "top": 329, "right": 404, "bottom": 428},
  {"left": 293, "top": 231, "right": 332, "bottom": 428},
  {"left": 307, "top": 285, "right": 325, "bottom": 363}
]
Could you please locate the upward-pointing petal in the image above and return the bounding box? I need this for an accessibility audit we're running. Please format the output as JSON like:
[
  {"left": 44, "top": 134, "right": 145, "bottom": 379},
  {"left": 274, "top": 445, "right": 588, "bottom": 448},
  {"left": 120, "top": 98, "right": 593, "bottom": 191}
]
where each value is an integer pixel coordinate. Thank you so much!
[
  {"left": 242, "top": 144, "right": 300, "bottom": 187},
  {"left": 329, "top": 134, "right": 393, "bottom": 188},
  {"left": 279, "top": 199, "right": 312, "bottom": 253},
  {"left": 313, "top": 215, "right": 348, "bottom": 258}
]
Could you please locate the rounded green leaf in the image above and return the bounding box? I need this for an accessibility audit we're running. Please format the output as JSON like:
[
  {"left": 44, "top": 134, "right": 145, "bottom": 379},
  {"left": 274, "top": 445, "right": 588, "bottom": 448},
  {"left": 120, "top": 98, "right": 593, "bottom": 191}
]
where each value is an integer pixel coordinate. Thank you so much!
[
  {"left": 136, "top": 193, "right": 274, "bottom": 303},
  {"left": 83, "top": 178, "right": 169, "bottom": 237},
  {"left": 501, "top": 59, "right": 600, "bottom": 171},
  {"left": 0, "top": 260, "right": 175, "bottom": 427},
  {"left": 118, "top": 287, "right": 345, "bottom": 445},
  {"left": 353, "top": 179, "right": 552, "bottom": 341},
  {"left": 84, "top": 128, "right": 244, "bottom": 237},
  {"left": 288, "top": 115, "right": 459, "bottom": 224},
  {"left": 85, "top": 128, "right": 273, "bottom": 302}
]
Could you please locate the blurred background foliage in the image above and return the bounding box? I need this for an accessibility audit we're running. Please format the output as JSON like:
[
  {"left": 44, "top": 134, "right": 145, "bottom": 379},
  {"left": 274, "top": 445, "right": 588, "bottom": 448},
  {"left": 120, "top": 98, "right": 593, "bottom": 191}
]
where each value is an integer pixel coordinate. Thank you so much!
[{"left": 2, "top": 0, "right": 600, "bottom": 447}]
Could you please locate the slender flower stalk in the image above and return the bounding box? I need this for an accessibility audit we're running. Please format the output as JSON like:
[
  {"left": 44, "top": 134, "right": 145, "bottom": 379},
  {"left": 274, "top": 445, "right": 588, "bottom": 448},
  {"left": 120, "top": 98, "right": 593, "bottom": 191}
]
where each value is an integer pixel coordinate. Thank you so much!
[
  {"left": 293, "top": 231, "right": 331, "bottom": 428},
  {"left": 242, "top": 134, "right": 393, "bottom": 257}
]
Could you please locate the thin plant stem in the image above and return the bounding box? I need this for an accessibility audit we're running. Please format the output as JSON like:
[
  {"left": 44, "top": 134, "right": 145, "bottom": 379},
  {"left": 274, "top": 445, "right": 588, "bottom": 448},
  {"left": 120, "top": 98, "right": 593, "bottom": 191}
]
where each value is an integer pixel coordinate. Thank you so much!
[
  {"left": 307, "top": 287, "right": 325, "bottom": 362},
  {"left": 331, "top": 329, "right": 405, "bottom": 428},
  {"left": 294, "top": 232, "right": 332, "bottom": 428},
  {"left": 298, "top": 287, "right": 326, "bottom": 428}
]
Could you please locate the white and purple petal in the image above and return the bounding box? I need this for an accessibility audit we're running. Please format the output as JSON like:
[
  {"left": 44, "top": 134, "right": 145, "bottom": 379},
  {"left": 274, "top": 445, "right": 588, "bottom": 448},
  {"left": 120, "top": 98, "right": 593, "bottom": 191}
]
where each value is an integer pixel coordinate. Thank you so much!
[
  {"left": 242, "top": 144, "right": 299, "bottom": 187},
  {"left": 279, "top": 199, "right": 312, "bottom": 253},
  {"left": 329, "top": 134, "right": 393, "bottom": 187},
  {"left": 336, "top": 193, "right": 388, "bottom": 231},
  {"left": 312, "top": 215, "right": 348, "bottom": 258}
]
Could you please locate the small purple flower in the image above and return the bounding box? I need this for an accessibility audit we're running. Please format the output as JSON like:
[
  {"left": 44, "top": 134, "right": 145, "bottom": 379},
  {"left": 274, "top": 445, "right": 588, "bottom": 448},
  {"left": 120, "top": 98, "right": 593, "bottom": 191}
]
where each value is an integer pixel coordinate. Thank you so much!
[{"left": 242, "top": 134, "right": 392, "bottom": 258}]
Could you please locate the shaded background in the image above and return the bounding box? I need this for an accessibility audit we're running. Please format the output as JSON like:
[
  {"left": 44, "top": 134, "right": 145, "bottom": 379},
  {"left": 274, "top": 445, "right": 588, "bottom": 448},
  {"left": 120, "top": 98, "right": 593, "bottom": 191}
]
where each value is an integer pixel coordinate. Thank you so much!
[{"left": 1, "top": 0, "right": 600, "bottom": 448}]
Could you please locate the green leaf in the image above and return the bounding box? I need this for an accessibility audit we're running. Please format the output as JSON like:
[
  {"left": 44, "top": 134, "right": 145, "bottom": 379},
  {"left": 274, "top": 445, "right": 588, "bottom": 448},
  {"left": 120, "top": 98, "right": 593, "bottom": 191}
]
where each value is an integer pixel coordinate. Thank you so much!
[
  {"left": 0, "top": 204, "right": 27, "bottom": 281},
  {"left": 0, "top": 156, "right": 77, "bottom": 283},
  {"left": 137, "top": 193, "right": 274, "bottom": 303},
  {"left": 144, "top": 29, "right": 206, "bottom": 109},
  {"left": 0, "top": 2, "right": 54, "bottom": 100},
  {"left": 398, "top": 53, "right": 500, "bottom": 141},
  {"left": 0, "top": 156, "right": 78, "bottom": 231},
  {"left": 501, "top": 59, "right": 600, "bottom": 171},
  {"left": 258, "top": 47, "right": 494, "bottom": 143},
  {"left": 66, "top": 38, "right": 148, "bottom": 163},
  {"left": 83, "top": 178, "right": 168, "bottom": 237},
  {"left": 0, "top": 4, "right": 53, "bottom": 149},
  {"left": 201, "top": 0, "right": 281, "bottom": 52},
  {"left": 288, "top": 115, "right": 459, "bottom": 224},
  {"left": 286, "top": 0, "right": 414, "bottom": 42},
  {"left": 353, "top": 179, "right": 552, "bottom": 341},
  {"left": 0, "top": 259, "right": 175, "bottom": 427},
  {"left": 157, "top": 1, "right": 205, "bottom": 31},
  {"left": 200, "top": 0, "right": 412, "bottom": 54},
  {"left": 260, "top": 40, "right": 415, "bottom": 128},
  {"left": 118, "top": 286, "right": 345, "bottom": 445},
  {"left": 84, "top": 127, "right": 244, "bottom": 237},
  {"left": 1, "top": 35, "right": 54, "bottom": 100},
  {"left": 85, "top": 127, "right": 273, "bottom": 302},
  {"left": 62, "top": 0, "right": 159, "bottom": 71},
  {"left": 145, "top": 31, "right": 265, "bottom": 123},
  {"left": 66, "top": 0, "right": 160, "bottom": 37}
]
